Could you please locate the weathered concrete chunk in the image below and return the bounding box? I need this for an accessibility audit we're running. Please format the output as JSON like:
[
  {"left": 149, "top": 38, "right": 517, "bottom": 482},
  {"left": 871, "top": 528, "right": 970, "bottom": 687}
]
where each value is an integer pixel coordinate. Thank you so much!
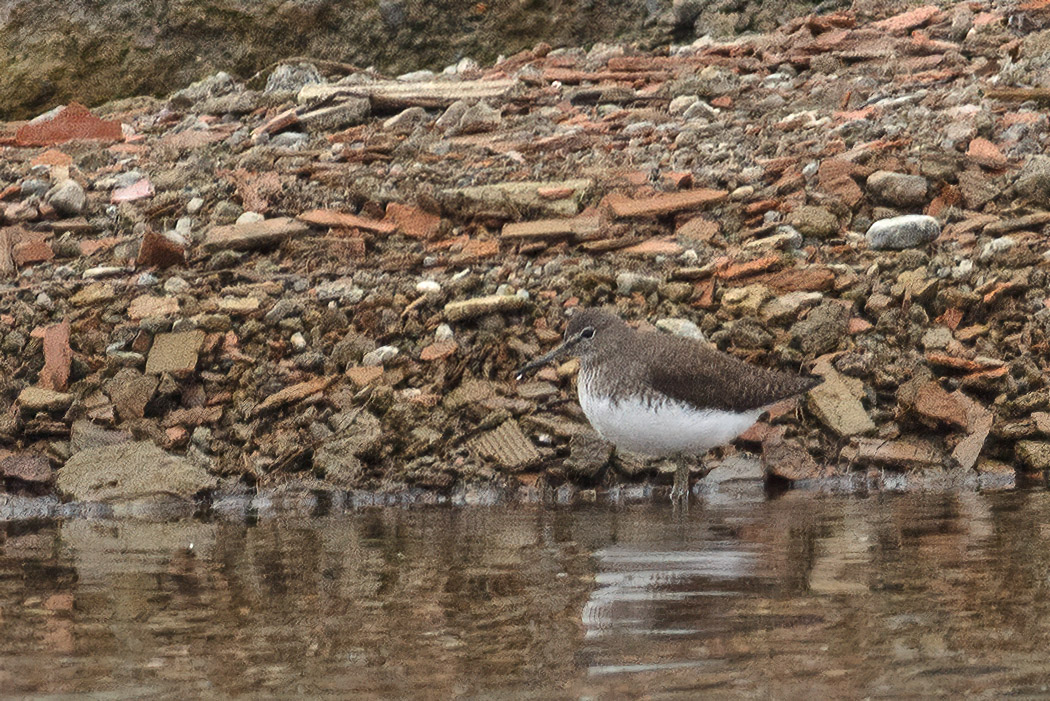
[
  {"left": 146, "top": 329, "right": 205, "bottom": 375},
  {"left": 865, "top": 214, "right": 940, "bottom": 250},
  {"left": 70, "top": 420, "right": 132, "bottom": 454},
  {"left": 0, "top": 453, "right": 52, "bottom": 483},
  {"left": 608, "top": 188, "right": 727, "bottom": 218},
  {"left": 807, "top": 366, "right": 875, "bottom": 437},
  {"left": 866, "top": 170, "right": 929, "bottom": 207},
  {"left": 790, "top": 301, "right": 849, "bottom": 355},
  {"left": 1016, "top": 441, "right": 1050, "bottom": 471},
  {"left": 104, "top": 368, "right": 160, "bottom": 422},
  {"left": 254, "top": 376, "right": 336, "bottom": 414},
  {"left": 438, "top": 179, "right": 592, "bottom": 219},
  {"left": 70, "top": 282, "right": 116, "bottom": 307},
  {"left": 467, "top": 419, "right": 541, "bottom": 471},
  {"left": 17, "top": 386, "right": 73, "bottom": 412},
  {"left": 57, "top": 441, "right": 216, "bottom": 501},
  {"left": 202, "top": 217, "right": 309, "bottom": 252},
  {"left": 562, "top": 430, "right": 614, "bottom": 479},
  {"left": 844, "top": 437, "right": 945, "bottom": 470},
  {"left": 786, "top": 205, "right": 839, "bottom": 238},
  {"left": 444, "top": 294, "right": 527, "bottom": 321}
]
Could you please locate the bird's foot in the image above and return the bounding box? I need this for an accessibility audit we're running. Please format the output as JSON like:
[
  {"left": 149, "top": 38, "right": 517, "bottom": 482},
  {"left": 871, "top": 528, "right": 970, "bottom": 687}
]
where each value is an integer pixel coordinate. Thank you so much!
[{"left": 670, "top": 458, "right": 690, "bottom": 504}]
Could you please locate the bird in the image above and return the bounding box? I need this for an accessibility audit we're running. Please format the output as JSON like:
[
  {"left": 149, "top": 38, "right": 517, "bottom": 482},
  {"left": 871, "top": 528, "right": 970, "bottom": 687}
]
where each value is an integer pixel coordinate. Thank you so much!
[{"left": 516, "top": 308, "right": 822, "bottom": 503}]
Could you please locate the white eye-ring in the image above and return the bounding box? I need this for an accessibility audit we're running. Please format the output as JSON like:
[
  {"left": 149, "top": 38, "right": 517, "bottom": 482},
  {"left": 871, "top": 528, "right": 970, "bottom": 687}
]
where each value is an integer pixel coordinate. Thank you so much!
[{"left": 580, "top": 327, "right": 595, "bottom": 339}]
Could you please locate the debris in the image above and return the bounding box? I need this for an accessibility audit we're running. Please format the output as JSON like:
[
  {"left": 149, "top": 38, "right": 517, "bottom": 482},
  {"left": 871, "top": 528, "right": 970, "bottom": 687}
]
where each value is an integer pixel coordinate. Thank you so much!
[{"left": 202, "top": 217, "right": 310, "bottom": 252}]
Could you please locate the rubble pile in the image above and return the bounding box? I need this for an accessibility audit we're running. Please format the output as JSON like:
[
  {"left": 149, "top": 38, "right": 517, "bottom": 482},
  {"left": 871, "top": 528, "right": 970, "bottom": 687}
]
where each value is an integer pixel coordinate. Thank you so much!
[{"left": 2, "top": 2, "right": 1049, "bottom": 505}]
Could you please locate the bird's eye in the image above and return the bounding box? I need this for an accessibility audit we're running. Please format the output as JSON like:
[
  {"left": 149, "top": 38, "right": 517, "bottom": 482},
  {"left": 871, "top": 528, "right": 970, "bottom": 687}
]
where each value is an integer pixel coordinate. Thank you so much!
[{"left": 580, "top": 327, "right": 595, "bottom": 339}]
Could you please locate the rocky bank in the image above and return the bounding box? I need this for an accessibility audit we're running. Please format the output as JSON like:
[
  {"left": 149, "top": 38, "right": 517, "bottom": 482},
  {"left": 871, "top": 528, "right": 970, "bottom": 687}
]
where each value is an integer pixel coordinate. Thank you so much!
[{"left": 2, "top": 1, "right": 1050, "bottom": 511}]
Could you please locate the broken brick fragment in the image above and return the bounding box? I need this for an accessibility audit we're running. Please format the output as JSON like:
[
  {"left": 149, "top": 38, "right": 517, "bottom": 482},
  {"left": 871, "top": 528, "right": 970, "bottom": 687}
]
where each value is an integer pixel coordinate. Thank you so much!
[{"left": 16, "top": 103, "right": 123, "bottom": 146}]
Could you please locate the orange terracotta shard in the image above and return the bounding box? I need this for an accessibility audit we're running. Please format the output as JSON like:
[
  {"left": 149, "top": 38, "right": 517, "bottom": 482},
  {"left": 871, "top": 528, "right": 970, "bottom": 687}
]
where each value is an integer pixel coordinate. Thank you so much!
[{"left": 16, "top": 103, "right": 122, "bottom": 146}]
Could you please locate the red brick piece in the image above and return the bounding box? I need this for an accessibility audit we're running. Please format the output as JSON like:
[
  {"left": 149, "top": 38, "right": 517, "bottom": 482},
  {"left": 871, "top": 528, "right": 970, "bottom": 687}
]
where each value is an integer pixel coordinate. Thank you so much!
[
  {"left": 137, "top": 230, "right": 186, "bottom": 269},
  {"left": 608, "top": 188, "right": 728, "bottom": 218},
  {"left": 384, "top": 202, "right": 441, "bottom": 239},
  {"left": 16, "top": 103, "right": 123, "bottom": 146},
  {"left": 39, "top": 321, "right": 71, "bottom": 392},
  {"left": 298, "top": 208, "right": 397, "bottom": 234}
]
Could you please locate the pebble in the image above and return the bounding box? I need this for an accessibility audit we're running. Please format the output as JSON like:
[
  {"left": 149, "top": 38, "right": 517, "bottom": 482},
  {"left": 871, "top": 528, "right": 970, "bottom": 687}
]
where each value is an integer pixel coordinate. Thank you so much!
[
  {"left": 655, "top": 318, "right": 705, "bottom": 341},
  {"left": 616, "top": 272, "right": 660, "bottom": 295},
  {"left": 164, "top": 277, "right": 191, "bottom": 294},
  {"left": 865, "top": 215, "right": 941, "bottom": 250},
  {"left": 186, "top": 197, "right": 204, "bottom": 214},
  {"left": 362, "top": 345, "right": 399, "bottom": 366},
  {"left": 416, "top": 280, "right": 442, "bottom": 295},
  {"left": 236, "top": 211, "right": 265, "bottom": 225},
  {"left": 866, "top": 170, "right": 929, "bottom": 208},
  {"left": 46, "top": 178, "right": 86, "bottom": 216},
  {"left": 435, "top": 324, "right": 454, "bottom": 342}
]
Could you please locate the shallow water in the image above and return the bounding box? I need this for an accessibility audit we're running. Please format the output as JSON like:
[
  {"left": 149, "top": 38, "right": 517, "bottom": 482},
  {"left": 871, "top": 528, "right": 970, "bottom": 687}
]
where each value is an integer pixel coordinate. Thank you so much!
[{"left": 4, "top": 490, "right": 1050, "bottom": 698}]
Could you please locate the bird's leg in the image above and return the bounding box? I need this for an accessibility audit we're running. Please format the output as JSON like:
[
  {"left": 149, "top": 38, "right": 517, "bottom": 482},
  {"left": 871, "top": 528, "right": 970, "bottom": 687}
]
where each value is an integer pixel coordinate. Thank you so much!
[{"left": 670, "top": 454, "right": 689, "bottom": 506}]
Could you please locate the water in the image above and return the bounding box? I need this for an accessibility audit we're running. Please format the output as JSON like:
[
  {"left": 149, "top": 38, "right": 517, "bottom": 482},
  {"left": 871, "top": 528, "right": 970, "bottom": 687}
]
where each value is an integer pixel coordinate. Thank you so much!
[{"left": 4, "top": 490, "right": 1050, "bottom": 698}]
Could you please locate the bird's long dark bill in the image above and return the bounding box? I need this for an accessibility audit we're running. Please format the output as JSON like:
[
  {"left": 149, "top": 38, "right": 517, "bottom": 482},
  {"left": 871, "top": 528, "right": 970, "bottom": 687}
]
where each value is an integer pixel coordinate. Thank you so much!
[{"left": 515, "top": 341, "right": 572, "bottom": 380}]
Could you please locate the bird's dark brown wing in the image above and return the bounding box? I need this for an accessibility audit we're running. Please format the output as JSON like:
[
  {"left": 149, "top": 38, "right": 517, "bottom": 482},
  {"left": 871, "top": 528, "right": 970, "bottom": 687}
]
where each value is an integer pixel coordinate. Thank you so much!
[{"left": 645, "top": 334, "right": 820, "bottom": 412}]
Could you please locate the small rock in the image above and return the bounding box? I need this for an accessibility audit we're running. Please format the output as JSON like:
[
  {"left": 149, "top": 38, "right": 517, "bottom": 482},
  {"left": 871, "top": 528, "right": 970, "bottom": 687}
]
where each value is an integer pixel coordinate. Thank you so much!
[
  {"left": 866, "top": 170, "right": 929, "bottom": 207},
  {"left": 146, "top": 329, "right": 205, "bottom": 375},
  {"left": 616, "top": 271, "right": 660, "bottom": 295},
  {"left": 1016, "top": 440, "right": 1050, "bottom": 471},
  {"left": 0, "top": 453, "right": 52, "bottom": 483},
  {"left": 563, "top": 431, "right": 614, "bottom": 479},
  {"left": 786, "top": 205, "right": 839, "bottom": 238},
  {"left": 807, "top": 366, "right": 875, "bottom": 437},
  {"left": 655, "top": 318, "right": 705, "bottom": 341},
  {"left": 865, "top": 215, "right": 940, "bottom": 250},
  {"left": 17, "top": 386, "right": 73, "bottom": 412},
  {"left": 265, "top": 62, "right": 324, "bottom": 94},
  {"left": 57, "top": 441, "right": 216, "bottom": 501},
  {"left": 45, "top": 179, "right": 86, "bottom": 216},
  {"left": 790, "top": 301, "right": 849, "bottom": 355},
  {"left": 444, "top": 294, "right": 527, "bottom": 322},
  {"left": 362, "top": 345, "right": 399, "bottom": 366}
]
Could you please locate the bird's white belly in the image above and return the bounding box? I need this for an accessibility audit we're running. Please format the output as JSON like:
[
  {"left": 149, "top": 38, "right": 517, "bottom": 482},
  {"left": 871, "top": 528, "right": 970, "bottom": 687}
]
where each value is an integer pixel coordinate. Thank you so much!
[{"left": 578, "top": 389, "right": 763, "bottom": 457}]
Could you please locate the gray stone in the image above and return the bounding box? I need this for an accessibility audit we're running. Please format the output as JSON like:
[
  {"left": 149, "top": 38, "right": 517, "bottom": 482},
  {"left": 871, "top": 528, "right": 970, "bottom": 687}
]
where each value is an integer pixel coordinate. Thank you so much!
[
  {"left": 17, "top": 386, "right": 73, "bottom": 412},
  {"left": 866, "top": 170, "right": 929, "bottom": 207},
  {"left": 170, "top": 71, "right": 238, "bottom": 107},
  {"left": 299, "top": 97, "right": 370, "bottom": 132},
  {"left": 563, "top": 431, "right": 613, "bottom": 479},
  {"left": 46, "top": 179, "right": 86, "bottom": 216},
  {"left": 1014, "top": 155, "right": 1050, "bottom": 206},
  {"left": 616, "top": 271, "right": 660, "bottom": 295},
  {"left": 655, "top": 318, "right": 705, "bottom": 341},
  {"left": 265, "top": 62, "right": 324, "bottom": 94},
  {"left": 70, "top": 420, "right": 132, "bottom": 454},
  {"left": 865, "top": 215, "right": 941, "bottom": 250},
  {"left": 786, "top": 205, "right": 839, "bottom": 238},
  {"left": 807, "top": 367, "right": 875, "bottom": 437},
  {"left": 436, "top": 99, "right": 470, "bottom": 131},
  {"left": 451, "top": 101, "right": 501, "bottom": 135},
  {"left": 362, "top": 345, "right": 399, "bottom": 366},
  {"left": 104, "top": 368, "right": 159, "bottom": 422},
  {"left": 57, "top": 441, "right": 216, "bottom": 501},
  {"left": 790, "top": 301, "right": 849, "bottom": 355}
]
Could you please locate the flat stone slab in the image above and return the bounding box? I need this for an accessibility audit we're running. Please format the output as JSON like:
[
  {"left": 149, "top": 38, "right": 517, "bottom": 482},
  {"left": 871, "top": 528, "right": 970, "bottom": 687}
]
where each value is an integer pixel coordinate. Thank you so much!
[
  {"left": 17, "top": 386, "right": 73, "bottom": 412},
  {"left": 444, "top": 294, "right": 527, "bottom": 321},
  {"left": 146, "top": 329, "right": 205, "bottom": 375},
  {"left": 56, "top": 440, "right": 216, "bottom": 501},
  {"left": 607, "top": 188, "right": 727, "bottom": 218},
  {"left": 202, "top": 217, "right": 309, "bottom": 252}
]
